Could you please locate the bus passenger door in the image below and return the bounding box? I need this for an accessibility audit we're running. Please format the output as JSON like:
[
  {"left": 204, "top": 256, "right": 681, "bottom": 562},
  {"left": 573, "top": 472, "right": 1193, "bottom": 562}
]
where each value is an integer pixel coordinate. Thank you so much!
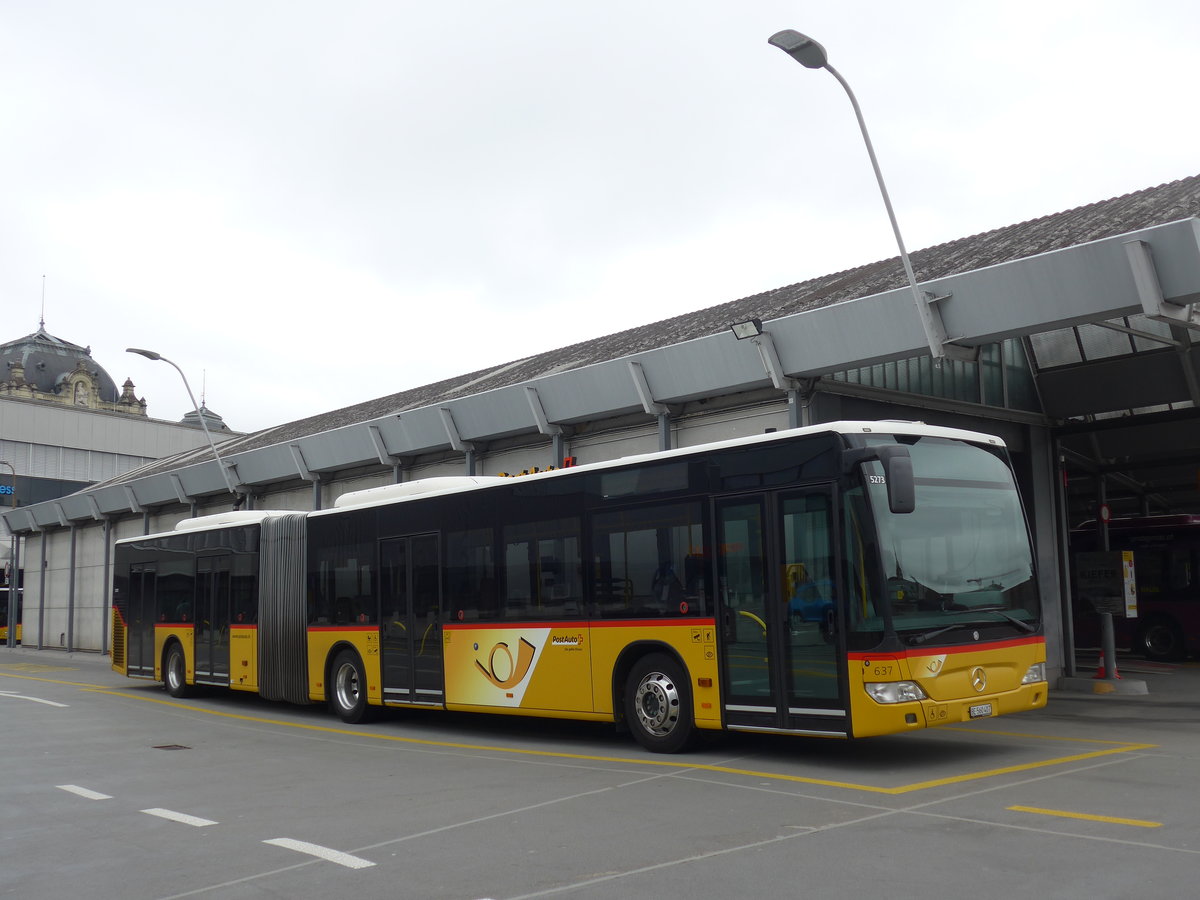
[
  {"left": 379, "top": 534, "right": 444, "bottom": 706},
  {"left": 128, "top": 563, "right": 156, "bottom": 676},
  {"left": 717, "top": 489, "right": 845, "bottom": 735},
  {"left": 195, "top": 555, "right": 231, "bottom": 685}
]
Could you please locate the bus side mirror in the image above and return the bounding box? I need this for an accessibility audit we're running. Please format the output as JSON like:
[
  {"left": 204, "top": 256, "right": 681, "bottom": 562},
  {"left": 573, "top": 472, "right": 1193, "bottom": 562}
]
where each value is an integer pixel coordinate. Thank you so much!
[{"left": 843, "top": 444, "right": 916, "bottom": 515}]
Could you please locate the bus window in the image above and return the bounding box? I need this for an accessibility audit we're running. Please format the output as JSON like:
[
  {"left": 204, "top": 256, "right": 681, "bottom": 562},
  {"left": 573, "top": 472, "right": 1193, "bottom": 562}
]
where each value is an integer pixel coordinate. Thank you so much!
[
  {"left": 591, "top": 502, "right": 706, "bottom": 618},
  {"left": 501, "top": 517, "right": 582, "bottom": 620},
  {"left": 446, "top": 527, "right": 496, "bottom": 620}
]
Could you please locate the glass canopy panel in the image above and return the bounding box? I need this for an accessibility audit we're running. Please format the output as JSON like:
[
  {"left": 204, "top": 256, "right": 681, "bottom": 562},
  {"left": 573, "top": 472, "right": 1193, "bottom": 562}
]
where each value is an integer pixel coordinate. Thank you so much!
[
  {"left": 1028, "top": 328, "right": 1082, "bottom": 368},
  {"left": 1076, "top": 321, "right": 1134, "bottom": 361}
]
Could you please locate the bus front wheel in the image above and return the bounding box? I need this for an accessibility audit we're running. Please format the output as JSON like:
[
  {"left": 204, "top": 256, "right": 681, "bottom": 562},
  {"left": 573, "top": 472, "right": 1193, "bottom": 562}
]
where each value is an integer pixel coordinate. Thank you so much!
[
  {"left": 330, "top": 650, "right": 373, "bottom": 723},
  {"left": 164, "top": 644, "right": 190, "bottom": 698},
  {"left": 625, "top": 653, "right": 694, "bottom": 753}
]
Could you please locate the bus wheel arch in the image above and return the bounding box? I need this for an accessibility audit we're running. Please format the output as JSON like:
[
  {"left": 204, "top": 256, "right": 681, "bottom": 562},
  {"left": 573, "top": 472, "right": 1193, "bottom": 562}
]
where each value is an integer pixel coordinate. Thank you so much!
[
  {"left": 618, "top": 645, "right": 695, "bottom": 753},
  {"left": 163, "top": 640, "right": 191, "bottom": 698},
  {"left": 328, "top": 647, "right": 374, "bottom": 723}
]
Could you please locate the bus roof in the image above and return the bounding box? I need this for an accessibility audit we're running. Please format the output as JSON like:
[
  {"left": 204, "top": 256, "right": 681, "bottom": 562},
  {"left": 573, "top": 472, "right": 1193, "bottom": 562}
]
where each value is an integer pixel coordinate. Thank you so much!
[
  {"left": 317, "top": 419, "right": 1008, "bottom": 516},
  {"left": 114, "top": 509, "right": 299, "bottom": 546},
  {"left": 112, "top": 420, "right": 1009, "bottom": 538}
]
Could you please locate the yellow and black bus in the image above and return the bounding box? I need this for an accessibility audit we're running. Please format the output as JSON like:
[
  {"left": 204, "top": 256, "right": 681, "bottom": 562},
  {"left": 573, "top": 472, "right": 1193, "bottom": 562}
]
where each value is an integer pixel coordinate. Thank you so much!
[
  {"left": 1, "top": 585, "right": 20, "bottom": 645},
  {"left": 111, "top": 421, "right": 1047, "bottom": 752}
]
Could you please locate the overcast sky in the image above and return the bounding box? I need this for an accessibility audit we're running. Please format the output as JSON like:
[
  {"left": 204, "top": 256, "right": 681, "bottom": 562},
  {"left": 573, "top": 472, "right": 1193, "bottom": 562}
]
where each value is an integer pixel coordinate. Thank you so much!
[{"left": 4, "top": 2, "right": 1198, "bottom": 435}]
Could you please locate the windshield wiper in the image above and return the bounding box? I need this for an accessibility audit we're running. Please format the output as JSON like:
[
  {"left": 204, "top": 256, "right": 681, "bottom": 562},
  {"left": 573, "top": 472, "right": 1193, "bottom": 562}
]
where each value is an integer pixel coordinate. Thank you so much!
[
  {"left": 973, "top": 607, "right": 1037, "bottom": 633},
  {"left": 907, "top": 624, "right": 964, "bottom": 645},
  {"left": 907, "top": 609, "right": 1036, "bottom": 646}
]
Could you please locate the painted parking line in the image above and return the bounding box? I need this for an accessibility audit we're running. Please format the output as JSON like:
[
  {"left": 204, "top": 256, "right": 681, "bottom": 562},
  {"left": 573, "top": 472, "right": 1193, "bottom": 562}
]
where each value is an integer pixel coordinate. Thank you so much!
[
  {"left": 57, "top": 784, "right": 112, "bottom": 800},
  {"left": 141, "top": 808, "right": 219, "bottom": 827},
  {"left": 0, "top": 689, "right": 68, "bottom": 707},
  {"left": 1008, "top": 805, "right": 1162, "bottom": 829},
  {"left": 264, "top": 838, "right": 375, "bottom": 869},
  {"left": 87, "top": 686, "right": 1158, "bottom": 795}
]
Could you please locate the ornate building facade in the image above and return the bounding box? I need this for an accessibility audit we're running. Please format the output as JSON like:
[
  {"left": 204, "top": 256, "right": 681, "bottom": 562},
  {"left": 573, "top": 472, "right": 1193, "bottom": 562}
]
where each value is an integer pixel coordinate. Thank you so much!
[
  {"left": 1, "top": 321, "right": 238, "bottom": 626},
  {"left": 1, "top": 322, "right": 147, "bottom": 415}
]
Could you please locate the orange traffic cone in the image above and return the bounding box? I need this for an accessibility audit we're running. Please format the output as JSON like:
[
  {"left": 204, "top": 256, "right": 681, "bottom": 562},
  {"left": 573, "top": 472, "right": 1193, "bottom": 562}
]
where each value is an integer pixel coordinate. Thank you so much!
[{"left": 1093, "top": 650, "right": 1121, "bottom": 680}]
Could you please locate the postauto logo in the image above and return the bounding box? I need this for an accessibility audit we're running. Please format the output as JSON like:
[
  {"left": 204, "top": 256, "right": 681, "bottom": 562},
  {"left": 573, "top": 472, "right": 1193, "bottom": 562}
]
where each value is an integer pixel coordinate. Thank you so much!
[{"left": 474, "top": 637, "right": 538, "bottom": 690}]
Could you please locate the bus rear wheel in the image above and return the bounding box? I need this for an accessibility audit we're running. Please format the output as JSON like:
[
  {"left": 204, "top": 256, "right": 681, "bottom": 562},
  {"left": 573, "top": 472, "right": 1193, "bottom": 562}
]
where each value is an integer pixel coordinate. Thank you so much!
[
  {"left": 625, "top": 653, "right": 694, "bottom": 753},
  {"left": 1139, "top": 618, "right": 1185, "bottom": 661},
  {"left": 164, "top": 644, "right": 190, "bottom": 698},
  {"left": 330, "top": 650, "right": 373, "bottom": 723}
]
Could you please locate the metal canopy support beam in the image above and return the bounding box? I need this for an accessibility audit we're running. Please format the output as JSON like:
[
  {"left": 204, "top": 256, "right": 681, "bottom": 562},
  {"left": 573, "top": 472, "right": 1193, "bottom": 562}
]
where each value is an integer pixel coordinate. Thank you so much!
[
  {"left": 921, "top": 290, "right": 979, "bottom": 362},
  {"left": 169, "top": 474, "right": 192, "bottom": 505},
  {"left": 439, "top": 408, "right": 473, "bottom": 452},
  {"left": 67, "top": 525, "right": 77, "bottom": 652},
  {"left": 749, "top": 330, "right": 799, "bottom": 392},
  {"left": 1092, "top": 319, "right": 1181, "bottom": 347},
  {"left": 367, "top": 423, "right": 409, "bottom": 483},
  {"left": 54, "top": 503, "right": 69, "bottom": 528},
  {"left": 226, "top": 462, "right": 246, "bottom": 496},
  {"left": 289, "top": 443, "right": 325, "bottom": 510},
  {"left": 289, "top": 444, "right": 317, "bottom": 482},
  {"left": 124, "top": 485, "right": 143, "bottom": 515},
  {"left": 86, "top": 495, "right": 104, "bottom": 521},
  {"left": 628, "top": 361, "right": 669, "bottom": 417},
  {"left": 439, "top": 408, "right": 477, "bottom": 475},
  {"left": 1171, "top": 326, "right": 1200, "bottom": 407},
  {"left": 1126, "top": 238, "right": 1199, "bottom": 328},
  {"left": 628, "top": 361, "right": 671, "bottom": 451},
  {"left": 790, "top": 378, "right": 818, "bottom": 428},
  {"left": 526, "top": 387, "right": 564, "bottom": 436}
]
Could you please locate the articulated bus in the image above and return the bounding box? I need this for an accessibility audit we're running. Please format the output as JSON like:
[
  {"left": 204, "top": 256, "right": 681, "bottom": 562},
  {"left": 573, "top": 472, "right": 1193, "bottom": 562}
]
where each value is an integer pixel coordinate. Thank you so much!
[{"left": 111, "top": 421, "right": 1047, "bottom": 752}]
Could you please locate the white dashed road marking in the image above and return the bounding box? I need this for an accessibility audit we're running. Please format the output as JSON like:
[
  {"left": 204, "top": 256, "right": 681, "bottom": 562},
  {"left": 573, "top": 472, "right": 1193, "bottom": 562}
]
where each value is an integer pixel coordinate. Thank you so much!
[
  {"left": 141, "top": 808, "right": 219, "bottom": 827},
  {"left": 0, "top": 690, "right": 68, "bottom": 707},
  {"left": 264, "top": 838, "right": 376, "bottom": 869},
  {"left": 56, "top": 784, "right": 112, "bottom": 800}
]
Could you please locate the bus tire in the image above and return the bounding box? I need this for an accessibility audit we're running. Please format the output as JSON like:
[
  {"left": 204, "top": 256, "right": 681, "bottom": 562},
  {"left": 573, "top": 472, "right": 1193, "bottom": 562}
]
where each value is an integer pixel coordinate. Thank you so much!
[
  {"left": 1139, "top": 618, "right": 1185, "bottom": 661},
  {"left": 625, "top": 652, "right": 694, "bottom": 753},
  {"left": 164, "top": 643, "right": 190, "bottom": 698},
  {"left": 330, "top": 650, "right": 373, "bottom": 723}
]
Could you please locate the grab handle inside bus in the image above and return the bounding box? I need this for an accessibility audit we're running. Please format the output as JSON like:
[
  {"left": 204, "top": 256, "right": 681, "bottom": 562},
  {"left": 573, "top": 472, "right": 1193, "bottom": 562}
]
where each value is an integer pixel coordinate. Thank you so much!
[{"left": 842, "top": 444, "right": 916, "bottom": 514}]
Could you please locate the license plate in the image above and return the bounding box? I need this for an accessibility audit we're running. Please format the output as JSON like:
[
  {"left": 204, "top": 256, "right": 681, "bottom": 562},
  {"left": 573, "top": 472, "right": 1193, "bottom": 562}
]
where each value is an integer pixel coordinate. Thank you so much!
[{"left": 969, "top": 702, "right": 994, "bottom": 719}]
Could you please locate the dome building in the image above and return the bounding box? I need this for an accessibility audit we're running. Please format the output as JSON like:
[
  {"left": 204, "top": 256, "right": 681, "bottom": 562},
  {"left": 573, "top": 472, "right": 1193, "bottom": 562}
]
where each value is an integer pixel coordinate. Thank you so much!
[
  {"left": 1, "top": 320, "right": 239, "bottom": 612},
  {"left": 1, "top": 321, "right": 146, "bottom": 415}
]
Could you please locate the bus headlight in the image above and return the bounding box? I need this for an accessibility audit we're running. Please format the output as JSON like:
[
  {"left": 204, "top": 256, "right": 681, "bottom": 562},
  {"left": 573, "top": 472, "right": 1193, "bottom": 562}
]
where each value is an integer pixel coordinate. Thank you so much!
[
  {"left": 1021, "top": 663, "right": 1046, "bottom": 684},
  {"left": 865, "top": 681, "right": 927, "bottom": 704}
]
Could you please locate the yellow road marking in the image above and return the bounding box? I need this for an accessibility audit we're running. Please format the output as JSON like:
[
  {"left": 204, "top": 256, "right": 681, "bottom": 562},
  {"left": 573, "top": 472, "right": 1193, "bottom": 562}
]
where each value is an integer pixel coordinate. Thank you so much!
[
  {"left": 943, "top": 725, "right": 1140, "bottom": 746},
  {"left": 82, "top": 684, "right": 1154, "bottom": 795},
  {"left": 0, "top": 663, "right": 82, "bottom": 675},
  {"left": 4, "top": 667, "right": 1157, "bottom": 795},
  {"left": 1008, "top": 805, "right": 1162, "bottom": 828}
]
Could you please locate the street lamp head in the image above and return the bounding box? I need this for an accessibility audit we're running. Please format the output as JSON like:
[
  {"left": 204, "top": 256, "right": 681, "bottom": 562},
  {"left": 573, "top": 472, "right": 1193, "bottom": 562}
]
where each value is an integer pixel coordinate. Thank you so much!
[
  {"left": 768, "top": 30, "right": 828, "bottom": 69},
  {"left": 126, "top": 347, "right": 163, "bottom": 361}
]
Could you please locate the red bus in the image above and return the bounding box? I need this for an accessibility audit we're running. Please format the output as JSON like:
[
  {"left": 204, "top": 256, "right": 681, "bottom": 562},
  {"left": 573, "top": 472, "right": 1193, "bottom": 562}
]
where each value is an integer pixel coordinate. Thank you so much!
[{"left": 1072, "top": 515, "right": 1200, "bottom": 661}]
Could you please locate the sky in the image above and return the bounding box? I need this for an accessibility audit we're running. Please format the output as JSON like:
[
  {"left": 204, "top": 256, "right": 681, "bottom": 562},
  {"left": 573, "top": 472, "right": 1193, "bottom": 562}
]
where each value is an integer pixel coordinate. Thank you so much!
[{"left": 3, "top": 1, "right": 1198, "bottom": 435}]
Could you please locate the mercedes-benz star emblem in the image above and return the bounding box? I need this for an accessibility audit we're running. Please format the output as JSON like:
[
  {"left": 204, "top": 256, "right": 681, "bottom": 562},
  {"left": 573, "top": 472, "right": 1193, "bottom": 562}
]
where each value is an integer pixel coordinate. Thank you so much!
[{"left": 970, "top": 666, "right": 988, "bottom": 693}]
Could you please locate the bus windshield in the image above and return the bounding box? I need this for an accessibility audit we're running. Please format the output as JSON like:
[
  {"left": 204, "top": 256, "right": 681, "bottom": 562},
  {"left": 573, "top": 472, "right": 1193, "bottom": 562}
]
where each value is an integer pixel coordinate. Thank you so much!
[{"left": 850, "top": 436, "right": 1040, "bottom": 644}]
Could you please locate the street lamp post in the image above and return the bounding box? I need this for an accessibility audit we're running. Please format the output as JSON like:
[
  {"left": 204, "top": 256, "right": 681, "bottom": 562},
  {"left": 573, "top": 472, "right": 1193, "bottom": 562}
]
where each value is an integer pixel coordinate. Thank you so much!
[
  {"left": 767, "top": 29, "right": 969, "bottom": 364},
  {"left": 126, "top": 348, "right": 238, "bottom": 495}
]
